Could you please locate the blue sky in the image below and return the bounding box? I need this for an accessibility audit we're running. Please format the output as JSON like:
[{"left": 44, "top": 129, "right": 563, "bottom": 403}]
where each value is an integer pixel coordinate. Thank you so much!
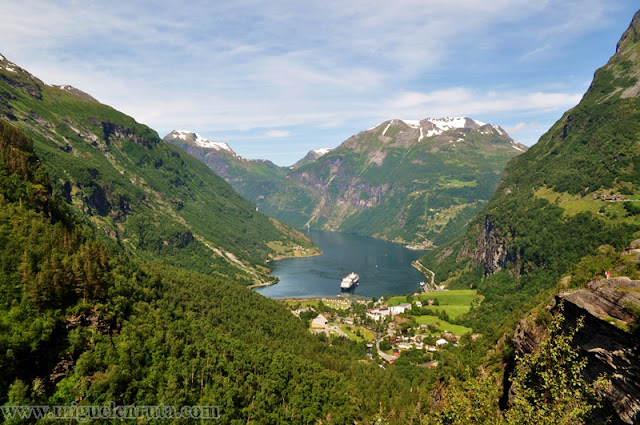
[{"left": 2, "top": 1, "right": 638, "bottom": 165}]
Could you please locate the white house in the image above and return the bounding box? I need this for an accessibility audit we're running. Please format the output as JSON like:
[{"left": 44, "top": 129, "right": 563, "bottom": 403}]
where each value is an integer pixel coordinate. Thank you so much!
[
  {"left": 366, "top": 306, "right": 391, "bottom": 321},
  {"left": 311, "top": 314, "right": 328, "bottom": 329},
  {"left": 389, "top": 303, "right": 412, "bottom": 315},
  {"left": 436, "top": 338, "right": 448, "bottom": 347}
]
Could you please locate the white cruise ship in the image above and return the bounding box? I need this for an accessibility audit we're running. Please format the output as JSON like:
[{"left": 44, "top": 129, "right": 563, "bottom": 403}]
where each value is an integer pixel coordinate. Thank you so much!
[{"left": 340, "top": 272, "right": 359, "bottom": 290}]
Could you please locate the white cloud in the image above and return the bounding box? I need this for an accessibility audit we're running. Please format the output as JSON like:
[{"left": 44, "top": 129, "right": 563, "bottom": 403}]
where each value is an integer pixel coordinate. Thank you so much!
[
  {"left": 385, "top": 88, "right": 582, "bottom": 119},
  {"left": 504, "top": 122, "right": 532, "bottom": 134},
  {"left": 265, "top": 130, "right": 291, "bottom": 138}
]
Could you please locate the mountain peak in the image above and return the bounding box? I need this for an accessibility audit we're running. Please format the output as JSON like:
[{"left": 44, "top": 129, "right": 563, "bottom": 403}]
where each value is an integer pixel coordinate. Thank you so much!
[
  {"left": 371, "top": 116, "right": 504, "bottom": 138},
  {"left": 363, "top": 116, "right": 524, "bottom": 152},
  {"left": 616, "top": 9, "right": 640, "bottom": 56},
  {"left": 165, "top": 130, "right": 236, "bottom": 155},
  {"left": 291, "top": 147, "right": 333, "bottom": 169},
  {"left": 0, "top": 53, "right": 18, "bottom": 73},
  {"left": 586, "top": 9, "right": 640, "bottom": 102}
]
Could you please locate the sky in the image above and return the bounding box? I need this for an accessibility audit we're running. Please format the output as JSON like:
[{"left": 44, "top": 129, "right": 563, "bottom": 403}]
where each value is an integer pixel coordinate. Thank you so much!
[{"left": 1, "top": 1, "right": 639, "bottom": 166}]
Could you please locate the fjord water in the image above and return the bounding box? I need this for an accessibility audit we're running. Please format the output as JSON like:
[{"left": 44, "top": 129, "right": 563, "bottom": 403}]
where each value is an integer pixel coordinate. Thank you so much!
[{"left": 255, "top": 229, "right": 426, "bottom": 299}]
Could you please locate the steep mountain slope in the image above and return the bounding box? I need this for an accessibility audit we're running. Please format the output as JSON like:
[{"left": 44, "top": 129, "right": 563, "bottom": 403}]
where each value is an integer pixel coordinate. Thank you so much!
[
  {"left": 514, "top": 273, "right": 640, "bottom": 424},
  {"left": 168, "top": 118, "right": 526, "bottom": 247},
  {"left": 0, "top": 54, "right": 318, "bottom": 285},
  {"left": 163, "top": 129, "right": 290, "bottom": 210},
  {"left": 416, "top": 11, "right": 640, "bottom": 425},
  {"left": 421, "top": 9, "right": 640, "bottom": 343},
  {"left": 294, "top": 118, "right": 526, "bottom": 245},
  {"left": 0, "top": 121, "right": 429, "bottom": 423}
]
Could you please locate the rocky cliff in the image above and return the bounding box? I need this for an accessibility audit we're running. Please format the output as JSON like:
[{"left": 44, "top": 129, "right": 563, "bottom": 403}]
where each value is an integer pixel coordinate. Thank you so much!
[{"left": 512, "top": 276, "right": 640, "bottom": 424}]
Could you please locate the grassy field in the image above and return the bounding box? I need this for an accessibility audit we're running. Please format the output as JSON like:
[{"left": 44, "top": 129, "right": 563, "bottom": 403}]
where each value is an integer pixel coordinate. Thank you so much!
[
  {"left": 388, "top": 289, "right": 479, "bottom": 311},
  {"left": 534, "top": 186, "right": 634, "bottom": 223},
  {"left": 387, "top": 289, "right": 478, "bottom": 335},
  {"left": 417, "top": 305, "right": 472, "bottom": 319},
  {"left": 414, "top": 315, "right": 472, "bottom": 335},
  {"left": 337, "top": 324, "right": 376, "bottom": 343},
  {"left": 279, "top": 298, "right": 352, "bottom": 310}
]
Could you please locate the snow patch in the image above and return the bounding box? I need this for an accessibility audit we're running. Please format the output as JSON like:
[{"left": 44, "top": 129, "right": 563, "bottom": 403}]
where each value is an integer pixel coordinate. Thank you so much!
[
  {"left": 401, "top": 119, "right": 421, "bottom": 128},
  {"left": 313, "top": 148, "right": 332, "bottom": 156},
  {"left": 369, "top": 116, "right": 494, "bottom": 139},
  {"left": 4, "top": 66, "right": 16, "bottom": 73},
  {"left": 473, "top": 118, "right": 486, "bottom": 126},
  {"left": 510, "top": 141, "right": 526, "bottom": 152},
  {"left": 0, "top": 54, "right": 4, "bottom": 61},
  {"left": 170, "top": 130, "right": 235, "bottom": 154},
  {"left": 491, "top": 124, "right": 505, "bottom": 135},
  {"left": 382, "top": 121, "right": 393, "bottom": 136},
  {"left": 423, "top": 117, "right": 474, "bottom": 137}
]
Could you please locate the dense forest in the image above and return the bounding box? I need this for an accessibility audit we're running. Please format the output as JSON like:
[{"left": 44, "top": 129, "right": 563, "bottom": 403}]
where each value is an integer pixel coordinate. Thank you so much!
[{"left": 0, "top": 120, "right": 443, "bottom": 423}]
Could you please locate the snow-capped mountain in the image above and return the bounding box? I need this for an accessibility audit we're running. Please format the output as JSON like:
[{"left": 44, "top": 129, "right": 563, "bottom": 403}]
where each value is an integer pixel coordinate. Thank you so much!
[
  {"left": 291, "top": 147, "right": 334, "bottom": 169},
  {"left": 165, "top": 130, "right": 237, "bottom": 155},
  {"left": 362, "top": 117, "right": 526, "bottom": 152},
  {"left": 165, "top": 117, "right": 527, "bottom": 247}
]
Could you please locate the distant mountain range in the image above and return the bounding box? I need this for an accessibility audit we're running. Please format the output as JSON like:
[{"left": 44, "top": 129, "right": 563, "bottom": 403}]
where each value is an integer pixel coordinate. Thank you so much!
[
  {"left": 0, "top": 53, "right": 318, "bottom": 285},
  {"left": 165, "top": 117, "right": 526, "bottom": 247}
]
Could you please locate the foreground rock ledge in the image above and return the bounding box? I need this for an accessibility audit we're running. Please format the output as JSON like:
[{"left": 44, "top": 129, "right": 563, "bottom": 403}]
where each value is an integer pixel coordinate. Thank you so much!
[{"left": 512, "top": 277, "right": 640, "bottom": 425}]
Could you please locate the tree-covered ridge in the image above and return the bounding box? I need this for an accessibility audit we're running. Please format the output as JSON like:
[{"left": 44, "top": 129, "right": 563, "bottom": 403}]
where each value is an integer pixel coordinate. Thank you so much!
[{"left": 0, "top": 60, "right": 317, "bottom": 285}]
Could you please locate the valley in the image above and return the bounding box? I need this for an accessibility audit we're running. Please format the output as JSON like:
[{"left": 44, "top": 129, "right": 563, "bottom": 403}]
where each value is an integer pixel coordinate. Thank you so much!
[{"left": 1, "top": 5, "right": 640, "bottom": 425}]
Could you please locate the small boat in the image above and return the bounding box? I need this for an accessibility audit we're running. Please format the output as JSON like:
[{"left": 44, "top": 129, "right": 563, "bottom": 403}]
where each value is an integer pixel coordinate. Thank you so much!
[{"left": 340, "top": 272, "right": 360, "bottom": 290}]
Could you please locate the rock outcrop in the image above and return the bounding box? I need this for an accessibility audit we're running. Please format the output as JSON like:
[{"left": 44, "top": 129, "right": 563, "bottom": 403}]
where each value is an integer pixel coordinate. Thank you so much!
[
  {"left": 472, "top": 215, "right": 519, "bottom": 276},
  {"left": 512, "top": 277, "right": 640, "bottom": 424}
]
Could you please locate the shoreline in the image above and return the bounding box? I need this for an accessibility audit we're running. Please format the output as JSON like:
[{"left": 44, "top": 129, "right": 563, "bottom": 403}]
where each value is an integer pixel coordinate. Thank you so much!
[
  {"left": 253, "top": 247, "right": 324, "bottom": 289},
  {"left": 247, "top": 279, "right": 279, "bottom": 289},
  {"left": 273, "top": 295, "right": 372, "bottom": 302},
  {"left": 412, "top": 260, "right": 435, "bottom": 285}
]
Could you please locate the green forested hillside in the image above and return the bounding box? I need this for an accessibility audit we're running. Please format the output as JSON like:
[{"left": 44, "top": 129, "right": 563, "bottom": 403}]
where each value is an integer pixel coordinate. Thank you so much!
[
  {"left": 421, "top": 10, "right": 640, "bottom": 340},
  {"left": 0, "top": 120, "right": 438, "bottom": 423},
  {"left": 0, "top": 57, "right": 317, "bottom": 285}
]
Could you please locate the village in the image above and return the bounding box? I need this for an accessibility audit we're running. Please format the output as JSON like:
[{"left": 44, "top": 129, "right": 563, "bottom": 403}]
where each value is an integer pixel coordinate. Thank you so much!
[{"left": 282, "top": 289, "right": 481, "bottom": 367}]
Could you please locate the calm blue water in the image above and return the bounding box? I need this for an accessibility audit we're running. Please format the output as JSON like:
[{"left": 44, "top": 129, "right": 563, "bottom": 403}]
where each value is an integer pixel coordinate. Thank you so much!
[{"left": 255, "top": 229, "right": 426, "bottom": 299}]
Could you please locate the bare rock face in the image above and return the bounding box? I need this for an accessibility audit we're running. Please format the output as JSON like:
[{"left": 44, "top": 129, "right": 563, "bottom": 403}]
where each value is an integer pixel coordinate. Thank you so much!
[
  {"left": 472, "top": 216, "right": 518, "bottom": 276},
  {"left": 512, "top": 278, "right": 640, "bottom": 424}
]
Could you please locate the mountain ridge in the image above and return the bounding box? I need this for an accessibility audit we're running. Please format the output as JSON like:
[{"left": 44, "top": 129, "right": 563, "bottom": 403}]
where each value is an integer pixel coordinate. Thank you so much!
[{"left": 166, "top": 116, "right": 526, "bottom": 247}]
